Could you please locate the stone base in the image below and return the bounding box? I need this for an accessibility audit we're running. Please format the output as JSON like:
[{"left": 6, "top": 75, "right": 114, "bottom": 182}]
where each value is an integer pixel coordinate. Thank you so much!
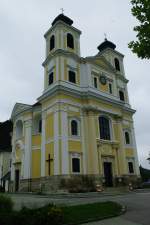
[{"left": 9, "top": 174, "right": 141, "bottom": 193}]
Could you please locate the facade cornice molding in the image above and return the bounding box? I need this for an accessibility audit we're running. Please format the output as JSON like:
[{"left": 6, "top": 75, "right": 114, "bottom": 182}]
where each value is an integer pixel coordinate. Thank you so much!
[
  {"left": 97, "top": 47, "right": 124, "bottom": 58},
  {"left": 44, "top": 20, "right": 82, "bottom": 39},
  {"left": 37, "top": 83, "right": 136, "bottom": 115},
  {"left": 42, "top": 49, "right": 81, "bottom": 67}
]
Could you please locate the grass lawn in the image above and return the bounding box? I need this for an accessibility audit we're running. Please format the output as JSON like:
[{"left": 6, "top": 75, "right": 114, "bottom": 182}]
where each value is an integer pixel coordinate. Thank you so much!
[
  {"left": 0, "top": 194, "right": 123, "bottom": 225},
  {"left": 62, "top": 201, "right": 122, "bottom": 224}
]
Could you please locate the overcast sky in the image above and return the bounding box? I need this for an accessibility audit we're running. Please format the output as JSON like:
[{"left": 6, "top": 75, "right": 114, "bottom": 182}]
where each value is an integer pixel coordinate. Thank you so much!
[{"left": 0, "top": 0, "right": 150, "bottom": 168}]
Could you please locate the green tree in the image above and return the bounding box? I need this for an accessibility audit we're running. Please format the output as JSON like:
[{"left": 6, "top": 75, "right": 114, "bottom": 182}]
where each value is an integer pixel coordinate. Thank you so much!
[{"left": 128, "top": 0, "right": 150, "bottom": 59}]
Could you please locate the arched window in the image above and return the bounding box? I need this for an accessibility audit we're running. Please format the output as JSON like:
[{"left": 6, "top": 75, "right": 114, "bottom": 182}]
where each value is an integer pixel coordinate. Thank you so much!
[
  {"left": 71, "top": 120, "right": 78, "bottom": 136},
  {"left": 68, "top": 70, "right": 76, "bottom": 83},
  {"left": 16, "top": 120, "right": 23, "bottom": 139},
  {"left": 125, "top": 131, "right": 130, "bottom": 144},
  {"left": 50, "top": 35, "right": 55, "bottom": 51},
  {"left": 99, "top": 116, "right": 111, "bottom": 140},
  {"left": 114, "top": 58, "right": 120, "bottom": 71},
  {"left": 119, "top": 90, "right": 125, "bottom": 101},
  {"left": 67, "top": 33, "right": 74, "bottom": 49},
  {"left": 49, "top": 72, "right": 54, "bottom": 85}
]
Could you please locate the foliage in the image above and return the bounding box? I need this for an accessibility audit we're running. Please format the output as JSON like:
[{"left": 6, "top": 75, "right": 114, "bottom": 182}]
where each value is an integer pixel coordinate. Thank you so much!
[
  {"left": 0, "top": 195, "right": 13, "bottom": 213},
  {"left": 128, "top": 0, "right": 150, "bottom": 59},
  {"left": 0, "top": 195, "right": 122, "bottom": 225},
  {"left": 0, "top": 204, "right": 63, "bottom": 225},
  {"left": 140, "top": 165, "right": 150, "bottom": 181}
]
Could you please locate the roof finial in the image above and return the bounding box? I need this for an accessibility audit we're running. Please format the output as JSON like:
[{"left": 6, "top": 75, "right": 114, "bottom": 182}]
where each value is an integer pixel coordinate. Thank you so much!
[
  {"left": 104, "top": 33, "right": 107, "bottom": 41},
  {"left": 60, "top": 8, "right": 64, "bottom": 14}
]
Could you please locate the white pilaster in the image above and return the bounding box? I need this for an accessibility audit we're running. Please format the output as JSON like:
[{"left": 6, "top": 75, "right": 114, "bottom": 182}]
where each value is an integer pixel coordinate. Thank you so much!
[
  {"left": 24, "top": 119, "right": 32, "bottom": 179},
  {"left": 11, "top": 126, "right": 16, "bottom": 181},
  {"left": 56, "top": 57, "right": 59, "bottom": 81},
  {"left": 131, "top": 126, "right": 140, "bottom": 176},
  {"left": 41, "top": 112, "right": 46, "bottom": 177},
  {"left": 61, "top": 109, "right": 69, "bottom": 174},
  {"left": 54, "top": 110, "right": 60, "bottom": 175},
  {"left": 81, "top": 113, "right": 87, "bottom": 174}
]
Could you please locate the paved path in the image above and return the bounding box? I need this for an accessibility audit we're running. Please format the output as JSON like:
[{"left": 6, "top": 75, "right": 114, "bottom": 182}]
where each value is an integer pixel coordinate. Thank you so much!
[
  {"left": 8, "top": 189, "right": 150, "bottom": 225},
  {"left": 82, "top": 217, "right": 142, "bottom": 225}
]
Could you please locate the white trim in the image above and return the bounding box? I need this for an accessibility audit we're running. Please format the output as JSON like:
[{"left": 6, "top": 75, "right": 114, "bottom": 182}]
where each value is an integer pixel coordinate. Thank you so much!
[
  {"left": 24, "top": 119, "right": 32, "bottom": 179},
  {"left": 69, "top": 118, "right": 80, "bottom": 137},
  {"left": 54, "top": 111, "right": 60, "bottom": 175},
  {"left": 61, "top": 110, "right": 69, "bottom": 174},
  {"left": 56, "top": 57, "right": 59, "bottom": 81},
  {"left": 41, "top": 112, "right": 46, "bottom": 177}
]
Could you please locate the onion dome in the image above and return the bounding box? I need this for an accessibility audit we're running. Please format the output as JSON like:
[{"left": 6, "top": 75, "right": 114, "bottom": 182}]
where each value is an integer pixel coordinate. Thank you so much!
[
  {"left": 97, "top": 38, "right": 116, "bottom": 52},
  {"left": 52, "top": 14, "right": 73, "bottom": 26}
]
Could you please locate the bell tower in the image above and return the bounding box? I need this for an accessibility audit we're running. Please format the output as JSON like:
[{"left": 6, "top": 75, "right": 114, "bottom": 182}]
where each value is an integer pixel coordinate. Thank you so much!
[{"left": 43, "top": 14, "right": 82, "bottom": 91}]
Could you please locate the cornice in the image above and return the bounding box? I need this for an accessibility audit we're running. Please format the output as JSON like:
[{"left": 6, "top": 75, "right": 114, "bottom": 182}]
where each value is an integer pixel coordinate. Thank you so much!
[
  {"left": 42, "top": 49, "right": 81, "bottom": 67},
  {"left": 44, "top": 20, "right": 82, "bottom": 39},
  {"left": 37, "top": 83, "right": 136, "bottom": 115}
]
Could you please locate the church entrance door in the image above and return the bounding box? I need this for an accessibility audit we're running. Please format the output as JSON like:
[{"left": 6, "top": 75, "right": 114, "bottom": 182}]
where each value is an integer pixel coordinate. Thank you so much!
[
  {"left": 15, "top": 170, "right": 20, "bottom": 191},
  {"left": 103, "top": 162, "right": 113, "bottom": 187}
]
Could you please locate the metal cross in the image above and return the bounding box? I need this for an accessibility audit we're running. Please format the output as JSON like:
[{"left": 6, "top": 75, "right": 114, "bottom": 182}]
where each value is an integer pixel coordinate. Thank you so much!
[
  {"left": 104, "top": 33, "right": 107, "bottom": 41},
  {"left": 60, "top": 8, "right": 64, "bottom": 14},
  {"left": 46, "top": 154, "right": 53, "bottom": 176}
]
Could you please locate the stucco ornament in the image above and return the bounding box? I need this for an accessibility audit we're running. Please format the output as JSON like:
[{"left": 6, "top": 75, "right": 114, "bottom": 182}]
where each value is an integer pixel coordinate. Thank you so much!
[{"left": 16, "top": 140, "right": 24, "bottom": 151}]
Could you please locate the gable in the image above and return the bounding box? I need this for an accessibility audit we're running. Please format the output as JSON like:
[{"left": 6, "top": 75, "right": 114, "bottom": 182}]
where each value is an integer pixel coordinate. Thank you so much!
[
  {"left": 85, "top": 55, "right": 116, "bottom": 74},
  {"left": 11, "top": 103, "right": 32, "bottom": 119}
]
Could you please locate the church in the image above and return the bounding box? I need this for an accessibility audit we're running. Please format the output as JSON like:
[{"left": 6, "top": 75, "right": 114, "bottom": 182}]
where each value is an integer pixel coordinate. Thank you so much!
[{"left": 10, "top": 14, "right": 140, "bottom": 192}]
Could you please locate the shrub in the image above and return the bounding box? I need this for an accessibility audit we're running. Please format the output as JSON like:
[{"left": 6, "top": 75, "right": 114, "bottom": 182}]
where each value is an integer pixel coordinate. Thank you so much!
[
  {"left": 0, "top": 194, "right": 13, "bottom": 213},
  {"left": 0, "top": 204, "right": 63, "bottom": 225}
]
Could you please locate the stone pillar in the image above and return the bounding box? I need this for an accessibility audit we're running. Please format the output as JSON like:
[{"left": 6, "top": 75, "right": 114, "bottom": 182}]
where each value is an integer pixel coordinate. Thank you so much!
[
  {"left": 24, "top": 119, "right": 32, "bottom": 179},
  {"left": 11, "top": 125, "right": 16, "bottom": 181},
  {"left": 41, "top": 112, "right": 46, "bottom": 177},
  {"left": 86, "top": 111, "right": 99, "bottom": 175},
  {"left": 117, "top": 120, "right": 127, "bottom": 175},
  {"left": 131, "top": 126, "right": 140, "bottom": 176},
  {"left": 54, "top": 109, "right": 60, "bottom": 175},
  {"left": 61, "top": 109, "right": 69, "bottom": 175},
  {"left": 81, "top": 112, "right": 87, "bottom": 174}
]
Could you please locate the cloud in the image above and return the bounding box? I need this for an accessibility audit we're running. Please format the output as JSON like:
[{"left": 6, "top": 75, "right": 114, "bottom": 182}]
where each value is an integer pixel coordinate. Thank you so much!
[{"left": 0, "top": 0, "right": 150, "bottom": 168}]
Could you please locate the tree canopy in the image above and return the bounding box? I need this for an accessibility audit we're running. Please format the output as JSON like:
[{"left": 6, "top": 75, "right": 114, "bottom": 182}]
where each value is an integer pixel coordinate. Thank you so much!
[{"left": 128, "top": 0, "right": 150, "bottom": 59}]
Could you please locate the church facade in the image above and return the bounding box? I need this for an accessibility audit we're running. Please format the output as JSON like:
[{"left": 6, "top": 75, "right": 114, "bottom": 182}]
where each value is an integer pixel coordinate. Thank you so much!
[{"left": 10, "top": 14, "right": 140, "bottom": 192}]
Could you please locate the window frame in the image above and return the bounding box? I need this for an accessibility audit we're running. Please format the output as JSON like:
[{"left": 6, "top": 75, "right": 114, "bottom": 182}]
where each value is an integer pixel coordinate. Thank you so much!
[
  {"left": 67, "top": 33, "right": 74, "bottom": 49},
  {"left": 99, "top": 116, "right": 112, "bottom": 141},
  {"left": 128, "top": 161, "right": 134, "bottom": 174},
  {"left": 70, "top": 119, "right": 80, "bottom": 137},
  {"left": 68, "top": 70, "right": 76, "bottom": 84},
  {"left": 50, "top": 35, "right": 55, "bottom": 51},
  {"left": 93, "top": 76, "right": 98, "bottom": 89},
  {"left": 119, "top": 90, "right": 125, "bottom": 102},
  {"left": 71, "top": 153, "right": 81, "bottom": 174},
  {"left": 48, "top": 72, "right": 54, "bottom": 85},
  {"left": 114, "top": 58, "right": 120, "bottom": 71}
]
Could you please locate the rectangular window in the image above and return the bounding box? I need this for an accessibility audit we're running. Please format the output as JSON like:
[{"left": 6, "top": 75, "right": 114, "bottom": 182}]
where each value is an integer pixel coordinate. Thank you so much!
[
  {"left": 49, "top": 72, "right": 54, "bottom": 85},
  {"left": 72, "top": 158, "right": 80, "bottom": 173},
  {"left": 109, "top": 83, "right": 112, "bottom": 94},
  {"left": 128, "top": 162, "right": 134, "bottom": 174},
  {"left": 94, "top": 77, "right": 98, "bottom": 88},
  {"left": 68, "top": 70, "right": 76, "bottom": 83}
]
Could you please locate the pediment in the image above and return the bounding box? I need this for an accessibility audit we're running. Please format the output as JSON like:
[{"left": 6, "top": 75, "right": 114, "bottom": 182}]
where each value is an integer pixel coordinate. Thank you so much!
[
  {"left": 85, "top": 55, "right": 116, "bottom": 73},
  {"left": 11, "top": 103, "right": 31, "bottom": 119}
]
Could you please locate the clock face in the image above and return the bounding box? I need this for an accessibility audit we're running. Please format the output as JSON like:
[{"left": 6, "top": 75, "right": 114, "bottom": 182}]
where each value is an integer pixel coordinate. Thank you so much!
[{"left": 100, "top": 75, "right": 107, "bottom": 85}]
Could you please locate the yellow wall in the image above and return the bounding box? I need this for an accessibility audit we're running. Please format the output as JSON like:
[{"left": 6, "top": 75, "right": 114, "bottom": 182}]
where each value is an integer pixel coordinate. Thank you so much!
[
  {"left": 68, "top": 140, "right": 82, "bottom": 152},
  {"left": 32, "top": 135, "right": 41, "bottom": 146},
  {"left": 32, "top": 150, "right": 41, "bottom": 178},
  {"left": 45, "top": 113, "right": 54, "bottom": 139}
]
